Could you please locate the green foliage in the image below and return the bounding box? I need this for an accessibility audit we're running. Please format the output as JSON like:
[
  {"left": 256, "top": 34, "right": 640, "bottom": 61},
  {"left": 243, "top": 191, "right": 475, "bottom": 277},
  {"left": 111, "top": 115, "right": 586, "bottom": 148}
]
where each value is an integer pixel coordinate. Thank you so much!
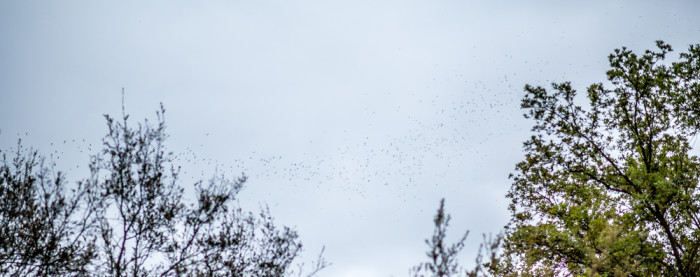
[
  {"left": 498, "top": 41, "right": 700, "bottom": 276},
  {"left": 0, "top": 103, "right": 327, "bottom": 276}
]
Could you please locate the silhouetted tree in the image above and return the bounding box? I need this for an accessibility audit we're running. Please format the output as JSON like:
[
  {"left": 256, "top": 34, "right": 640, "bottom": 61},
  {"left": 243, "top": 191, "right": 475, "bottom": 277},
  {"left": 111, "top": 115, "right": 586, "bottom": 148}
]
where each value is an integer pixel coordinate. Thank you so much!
[
  {"left": 411, "top": 199, "right": 501, "bottom": 277},
  {"left": 0, "top": 142, "right": 97, "bottom": 276},
  {"left": 0, "top": 103, "right": 327, "bottom": 276}
]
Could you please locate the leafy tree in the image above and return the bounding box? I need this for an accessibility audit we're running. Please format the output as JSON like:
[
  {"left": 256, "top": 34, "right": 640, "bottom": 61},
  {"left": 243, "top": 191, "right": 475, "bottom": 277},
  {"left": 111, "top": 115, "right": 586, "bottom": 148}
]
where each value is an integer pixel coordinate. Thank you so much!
[
  {"left": 497, "top": 41, "right": 700, "bottom": 276},
  {"left": 0, "top": 103, "right": 327, "bottom": 276}
]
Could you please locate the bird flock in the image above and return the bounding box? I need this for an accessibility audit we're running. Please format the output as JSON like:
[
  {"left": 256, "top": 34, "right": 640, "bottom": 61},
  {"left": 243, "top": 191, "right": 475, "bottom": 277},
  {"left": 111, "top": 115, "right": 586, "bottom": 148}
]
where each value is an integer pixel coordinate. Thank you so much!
[{"left": 3, "top": 71, "right": 526, "bottom": 208}]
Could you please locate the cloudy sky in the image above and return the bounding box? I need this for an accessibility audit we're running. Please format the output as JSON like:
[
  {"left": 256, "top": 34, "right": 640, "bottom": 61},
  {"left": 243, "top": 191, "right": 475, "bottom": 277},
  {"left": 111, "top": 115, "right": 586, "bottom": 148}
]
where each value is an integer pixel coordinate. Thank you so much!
[{"left": 1, "top": 1, "right": 699, "bottom": 276}]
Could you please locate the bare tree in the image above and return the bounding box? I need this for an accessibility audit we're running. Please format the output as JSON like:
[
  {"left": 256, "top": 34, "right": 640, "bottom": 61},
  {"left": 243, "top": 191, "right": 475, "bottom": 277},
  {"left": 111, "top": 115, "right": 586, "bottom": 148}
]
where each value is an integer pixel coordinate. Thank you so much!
[{"left": 411, "top": 199, "right": 500, "bottom": 277}]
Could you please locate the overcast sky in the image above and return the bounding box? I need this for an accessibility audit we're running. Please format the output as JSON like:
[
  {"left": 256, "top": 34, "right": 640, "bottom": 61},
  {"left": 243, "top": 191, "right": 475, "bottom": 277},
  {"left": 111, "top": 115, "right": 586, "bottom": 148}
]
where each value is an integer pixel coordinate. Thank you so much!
[{"left": 2, "top": 1, "right": 700, "bottom": 276}]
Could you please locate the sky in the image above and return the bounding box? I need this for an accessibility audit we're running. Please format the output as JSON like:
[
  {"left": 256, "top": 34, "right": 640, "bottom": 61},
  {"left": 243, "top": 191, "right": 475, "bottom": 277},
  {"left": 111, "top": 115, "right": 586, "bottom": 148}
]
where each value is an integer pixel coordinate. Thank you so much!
[{"left": 1, "top": 1, "right": 699, "bottom": 276}]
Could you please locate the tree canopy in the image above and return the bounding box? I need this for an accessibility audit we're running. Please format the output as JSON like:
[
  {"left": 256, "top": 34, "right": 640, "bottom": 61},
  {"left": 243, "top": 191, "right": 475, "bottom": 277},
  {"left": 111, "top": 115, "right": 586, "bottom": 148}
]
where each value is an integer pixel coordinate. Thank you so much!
[{"left": 497, "top": 41, "right": 700, "bottom": 276}]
